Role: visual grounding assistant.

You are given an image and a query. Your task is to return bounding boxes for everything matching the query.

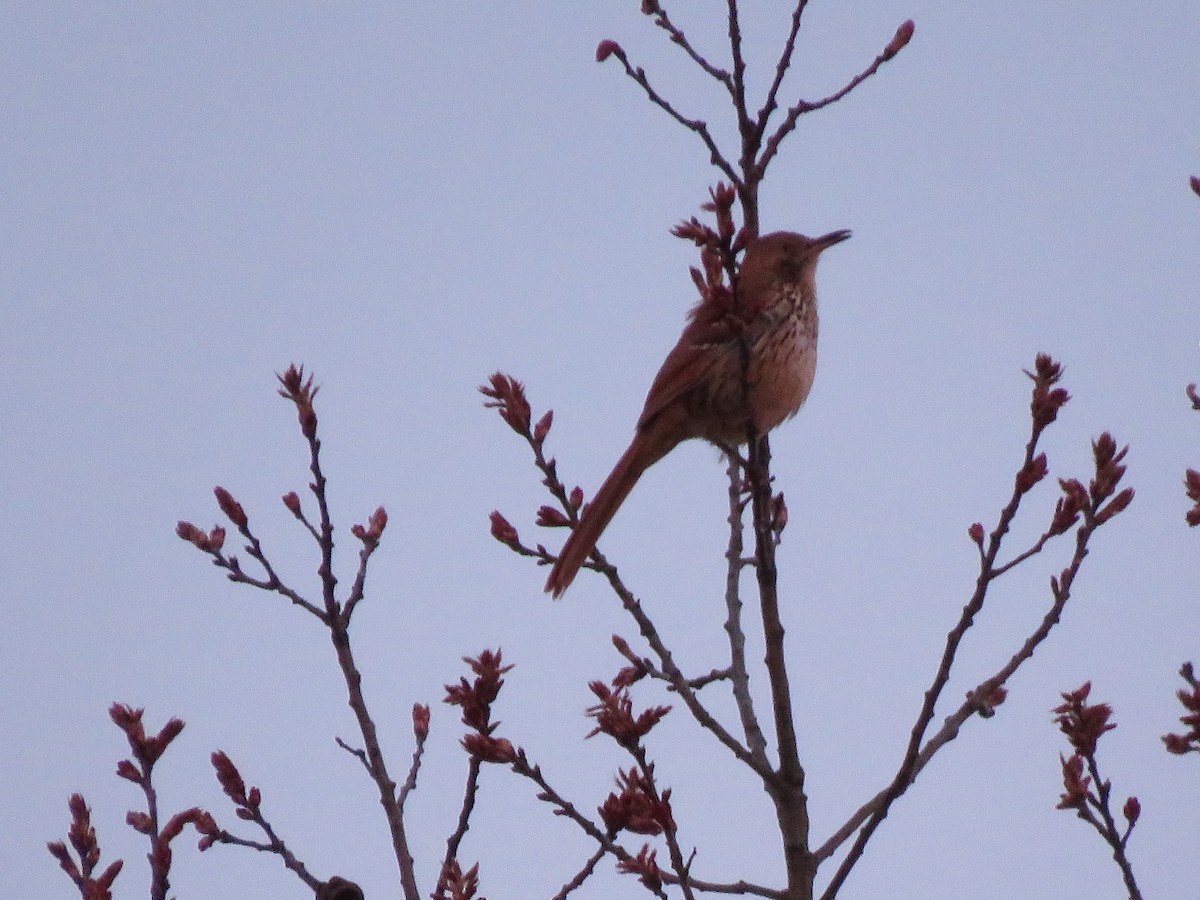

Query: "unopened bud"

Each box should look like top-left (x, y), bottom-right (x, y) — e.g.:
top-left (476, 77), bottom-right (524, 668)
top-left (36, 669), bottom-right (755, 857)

top-left (595, 39), bottom-right (624, 63)
top-left (533, 410), bottom-right (553, 446)
top-left (213, 486), bottom-right (247, 529)
top-left (882, 19), bottom-right (914, 60)
top-left (1123, 795), bottom-right (1140, 826)
top-left (489, 511), bottom-right (519, 546)
top-left (412, 703), bottom-right (431, 740)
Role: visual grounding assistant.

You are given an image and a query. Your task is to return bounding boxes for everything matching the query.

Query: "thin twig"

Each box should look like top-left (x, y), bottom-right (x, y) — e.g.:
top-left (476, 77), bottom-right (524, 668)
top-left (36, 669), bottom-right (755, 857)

top-left (551, 846), bottom-right (607, 900)
top-left (341, 537), bottom-right (379, 624)
top-left (397, 728), bottom-right (428, 815)
top-left (754, 1), bottom-right (809, 147)
top-left (594, 551), bottom-right (776, 784)
top-left (817, 420), bottom-right (1132, 896)
top-left (335, 737), bottom-right (372, 776)
top-left (815, 411), bottom-right (1051, 895)
top-left (609, 49), bottom-right (742, 188)
top-left (441, 756), bottom-right (483, 881)
top-left (757, 29), bottom-right (907, 179)
top-left (725, 0), bottom-right (752, 141)
top-left (511, 750), bottom-right (782, 899)
top-left (648, 4), bottom-right (733, 90)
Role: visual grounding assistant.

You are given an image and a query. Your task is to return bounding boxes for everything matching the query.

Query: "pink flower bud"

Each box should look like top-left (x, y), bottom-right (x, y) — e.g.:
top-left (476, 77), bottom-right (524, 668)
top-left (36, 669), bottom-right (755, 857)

top-left (882, 19), bottom-right (914, 60)
top-left (533, 410), bottom-right (553, 446)
top-left (412, 703), bottom-right (431, 740)
top-left (489, 511), bottom-right (519, 546)
top-left (596, 39), bottom-right (624, 63)
top-left (213, 486), bottom-right (247, 529)
top-left (1123, 795), bottom-right (1140, 825)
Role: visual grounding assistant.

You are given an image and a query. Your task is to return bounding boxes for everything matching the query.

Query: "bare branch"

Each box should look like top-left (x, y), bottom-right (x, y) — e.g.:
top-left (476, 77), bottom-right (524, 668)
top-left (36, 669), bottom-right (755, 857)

top-left (754, 1), bottom-right (810, 147)
top-left (597, 43), bottom-right (742, 188)
top-left (757, 20), bottom-right (914, 178)
top-left (723, 457), bottom-right (770, 765)
top-left (646, 2), bottom-right (733, 91)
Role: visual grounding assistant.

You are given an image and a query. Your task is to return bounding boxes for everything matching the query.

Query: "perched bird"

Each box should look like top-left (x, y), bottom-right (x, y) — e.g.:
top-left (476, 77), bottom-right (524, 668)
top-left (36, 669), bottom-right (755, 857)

top-left (545, 228), bottom-right (850, 597)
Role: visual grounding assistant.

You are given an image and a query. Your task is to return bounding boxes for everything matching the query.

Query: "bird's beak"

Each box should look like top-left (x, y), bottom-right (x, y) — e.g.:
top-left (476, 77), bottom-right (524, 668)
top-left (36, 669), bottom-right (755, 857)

top-left (816, 229), bottom-right (852, 249)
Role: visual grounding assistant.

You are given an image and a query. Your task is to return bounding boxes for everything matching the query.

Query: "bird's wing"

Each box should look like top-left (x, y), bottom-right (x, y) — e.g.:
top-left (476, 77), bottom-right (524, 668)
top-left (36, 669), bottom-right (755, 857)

top-left (636, 306), bottom-right (739, 430)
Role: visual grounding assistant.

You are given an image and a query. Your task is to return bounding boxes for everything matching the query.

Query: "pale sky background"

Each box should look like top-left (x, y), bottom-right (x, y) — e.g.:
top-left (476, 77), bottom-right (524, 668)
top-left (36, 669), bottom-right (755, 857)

top-left (3, 3), bottom-right (1199, 898)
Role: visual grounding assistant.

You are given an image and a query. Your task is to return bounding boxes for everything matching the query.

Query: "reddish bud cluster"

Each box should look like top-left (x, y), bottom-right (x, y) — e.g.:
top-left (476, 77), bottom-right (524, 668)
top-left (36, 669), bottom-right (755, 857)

top-left (1053, 684), bottom-right (1141, 855)
top-left (616, 845), bottom-right (663, 892)
top-left (673, 184), bottom-right (749, 325)
top-left (47, 793), bottom-right (124, 898)
top-left (488, 511), bottom-right (521, 549)
top-left (882, 19), bottom-right (915, 60)
top-left (1123, 796), bottom-right (1141, 827)
top-left (176, 520), bottom-right (226, 553)
top-left (1015, 452), bottom-right (1048, 494)
top-left (595, 39), bottom-right (625, 63)
top-left (213, 486), bottom-right (247, 529)
top-left (1051, 479), bottom-right (1089, 535)
top-left (599, 768), bottom-right (674, 836)
top-left (535, 505), bottom-right (571, 527)
top-left (586, 681), bottom-right (671, 750)
top-left (640, 0), bottom-right (661, 15)
top-left (1089, 433), bottom-right (1133, 524)
top-left (210, 751), bottom-right (260, 817)
top-left (445, 649), bottom-right (513, 739)
top-left (1056, 751), bottom-right (1091, 811)
top-left (435, 860), bottom-right (482, 900)
top-left (412, 703), bottom-right (431, 741)
top-left (771, 492), bottom-right (789, 537)
top-left (1191, 176), bottom-right (1200, 198)
top-left (1053, 682), bottom-right (1116, 757)
top-left (1163, 662), bottom-right (1200, 754)
top-left (461, 733), bottom-right (517, 764)
top-left (151, 807), bottom-right (215, 865)
top-left (480, 372), bottom-right (532, 436)
top-left (972, 684), bottom-right (1008, 718)
top-left (1188, 383), bottom-right (1200, 411)
top-left (110, 704), bottom-right (185, 771)
top-left (351, 506), bottom-right (388, 545)
top-left (276, 364), bottom-right (319, 440)
top-left (532, 409), bottom-right (553, 447)
top-left (1185, 469), bottom-right (1200, 527)
top-left (610, 635), bottom-right (650, 688)
top-left (1026, 353), bottom-right (1070, 430)
top-left (967, 522), bottom-right (986, 546)
top-left (282, 491), bottom-right (302, 516)
top-left (673, 183), bottom-right (741, 253)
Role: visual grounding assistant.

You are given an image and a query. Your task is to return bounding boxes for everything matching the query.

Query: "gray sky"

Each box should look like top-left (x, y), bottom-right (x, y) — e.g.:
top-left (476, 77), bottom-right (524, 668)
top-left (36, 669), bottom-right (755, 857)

top-left (3, 3), bottom-right (1199, 898)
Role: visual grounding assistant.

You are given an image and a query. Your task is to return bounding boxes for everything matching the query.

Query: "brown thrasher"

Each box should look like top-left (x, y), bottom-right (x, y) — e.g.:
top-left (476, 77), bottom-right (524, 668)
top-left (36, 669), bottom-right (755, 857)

top-left (545, 228), bottom-right (850, 597)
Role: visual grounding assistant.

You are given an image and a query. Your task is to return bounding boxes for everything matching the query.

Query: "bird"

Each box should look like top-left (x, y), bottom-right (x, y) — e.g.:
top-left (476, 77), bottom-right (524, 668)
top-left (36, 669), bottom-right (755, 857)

top-left (544, 228), bottom-right (851, 597)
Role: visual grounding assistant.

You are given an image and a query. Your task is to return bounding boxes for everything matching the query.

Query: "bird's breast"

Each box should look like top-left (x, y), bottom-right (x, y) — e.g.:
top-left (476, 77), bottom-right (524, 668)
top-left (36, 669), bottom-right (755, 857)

top-left (748, 310), bottom-right (818, 434)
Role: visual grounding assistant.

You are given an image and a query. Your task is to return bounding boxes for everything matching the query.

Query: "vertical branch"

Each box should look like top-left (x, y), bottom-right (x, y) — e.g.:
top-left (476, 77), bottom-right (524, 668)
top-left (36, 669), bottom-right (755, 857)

top-left (747, 434), bottom-right (811, 900)
top-left (724, 457), bottom-right (770, 764)
top-left (725, 0), bottom-right (751, 141)
top-left (274, 368), bottom-right (421, 900)
top-left (755, 2), bottom-right (810, 147)
top-left (326, 617), bottom-right (420, 900)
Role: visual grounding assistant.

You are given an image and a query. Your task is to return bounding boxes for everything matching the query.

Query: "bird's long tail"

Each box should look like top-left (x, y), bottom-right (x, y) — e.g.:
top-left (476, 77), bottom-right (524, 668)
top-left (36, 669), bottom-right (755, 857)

top-left (544, 437), bottom-right (655, 598)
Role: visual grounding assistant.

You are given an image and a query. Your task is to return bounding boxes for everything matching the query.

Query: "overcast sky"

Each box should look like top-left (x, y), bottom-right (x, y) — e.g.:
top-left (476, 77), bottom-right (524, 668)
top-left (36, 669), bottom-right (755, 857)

top-left (4, 3), bottom-right (1199, 898)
